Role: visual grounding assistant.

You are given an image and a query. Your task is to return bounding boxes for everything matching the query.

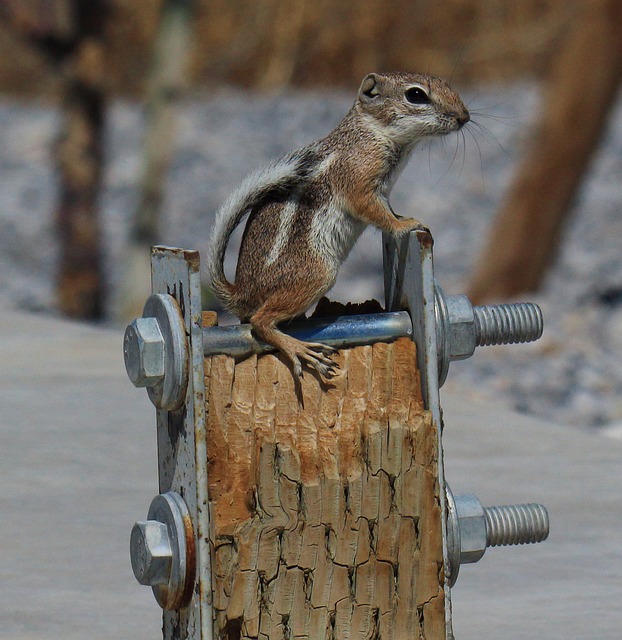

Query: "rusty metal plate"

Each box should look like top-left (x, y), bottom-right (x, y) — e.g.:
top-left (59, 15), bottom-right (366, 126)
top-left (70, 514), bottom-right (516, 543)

top-left (150, 246), bottom-right (213, 640)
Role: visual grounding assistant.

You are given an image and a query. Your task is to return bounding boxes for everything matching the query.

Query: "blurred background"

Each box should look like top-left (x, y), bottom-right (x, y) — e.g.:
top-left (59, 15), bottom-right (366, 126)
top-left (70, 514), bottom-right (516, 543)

top-left (1, 0), bottom-right (621, 429)
top-left (0, 1), bottom-right (578, 94)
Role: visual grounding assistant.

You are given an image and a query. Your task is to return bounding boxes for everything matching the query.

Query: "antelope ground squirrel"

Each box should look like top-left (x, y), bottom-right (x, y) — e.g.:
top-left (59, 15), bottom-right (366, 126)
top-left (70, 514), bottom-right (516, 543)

top-left (209, 71), bottom-right (469, 390)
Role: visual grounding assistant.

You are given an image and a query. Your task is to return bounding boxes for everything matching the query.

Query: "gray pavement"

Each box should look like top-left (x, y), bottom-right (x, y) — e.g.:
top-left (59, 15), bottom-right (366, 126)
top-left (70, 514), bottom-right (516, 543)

top-left (0, 305), bottom-right (161, 639)
top-left (442, 390), bottom-right (622, 639)
top-left (1, 303), bottom-right (621, 639)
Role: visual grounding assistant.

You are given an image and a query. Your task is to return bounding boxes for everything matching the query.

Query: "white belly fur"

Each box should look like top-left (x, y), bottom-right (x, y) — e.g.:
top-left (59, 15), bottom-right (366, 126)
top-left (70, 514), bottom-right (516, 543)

top-left (309, 202), bottom-right (367, 272)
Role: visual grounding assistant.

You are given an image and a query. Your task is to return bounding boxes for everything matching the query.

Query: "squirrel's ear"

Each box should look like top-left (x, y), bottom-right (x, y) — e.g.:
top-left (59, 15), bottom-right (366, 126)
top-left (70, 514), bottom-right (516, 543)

top-left (359, 73), bottom-right (381, 102)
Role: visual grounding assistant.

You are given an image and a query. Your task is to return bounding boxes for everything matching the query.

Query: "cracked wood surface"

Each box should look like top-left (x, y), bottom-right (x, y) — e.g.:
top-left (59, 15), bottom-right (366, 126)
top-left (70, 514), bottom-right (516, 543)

top-left (204, 337), bottom-right (445, 639)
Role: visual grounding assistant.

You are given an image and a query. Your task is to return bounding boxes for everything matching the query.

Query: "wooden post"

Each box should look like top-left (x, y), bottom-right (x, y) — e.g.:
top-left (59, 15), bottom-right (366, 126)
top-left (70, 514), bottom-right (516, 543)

top-left (204, 335), bottom-right (446, 638)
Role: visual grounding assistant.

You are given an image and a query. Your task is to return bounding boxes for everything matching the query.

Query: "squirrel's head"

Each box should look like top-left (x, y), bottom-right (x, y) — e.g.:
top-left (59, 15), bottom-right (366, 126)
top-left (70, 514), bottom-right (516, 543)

top-left (355, 72), bottom-right (469, 144)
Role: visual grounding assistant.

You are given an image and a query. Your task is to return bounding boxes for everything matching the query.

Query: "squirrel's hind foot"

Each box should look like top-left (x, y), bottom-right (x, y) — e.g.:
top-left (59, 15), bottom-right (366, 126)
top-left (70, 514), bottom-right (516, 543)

top-left (289, 340), bottom-right (338, 382)
top-left (249, 313), bottom-right (339, 400)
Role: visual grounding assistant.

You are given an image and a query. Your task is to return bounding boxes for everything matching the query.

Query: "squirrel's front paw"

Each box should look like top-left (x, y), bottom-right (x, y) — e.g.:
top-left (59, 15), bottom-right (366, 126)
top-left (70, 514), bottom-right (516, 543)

top-left (396, 217), bottom-right (429, 236)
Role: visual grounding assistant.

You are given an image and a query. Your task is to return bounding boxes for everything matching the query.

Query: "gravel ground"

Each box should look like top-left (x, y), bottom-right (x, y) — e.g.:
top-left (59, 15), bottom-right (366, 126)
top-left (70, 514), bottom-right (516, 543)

top-left (1, 83), bottom-right (621, 430)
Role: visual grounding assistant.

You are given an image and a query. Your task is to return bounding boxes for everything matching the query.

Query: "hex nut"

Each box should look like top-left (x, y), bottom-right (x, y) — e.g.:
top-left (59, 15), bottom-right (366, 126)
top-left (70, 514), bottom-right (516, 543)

top-left (455, 493), bottom-right (487, 564)
top-left (124, 317), bottom-right (165, 388)
top-left (446, 294), bottom-right (477, 361)
top-left (130, 521), bottom-right (173, 586)
top-left (130, 491), bottom-right (195, 610)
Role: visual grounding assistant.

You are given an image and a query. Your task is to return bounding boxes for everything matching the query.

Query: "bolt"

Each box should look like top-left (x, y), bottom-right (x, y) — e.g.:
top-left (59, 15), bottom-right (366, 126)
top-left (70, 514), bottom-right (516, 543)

top-left (473, 303), bottom-right (544, 347)
top-left (446, 489), bottom-right (549, 586)
top-left (130, 520), bottom-right (173, 586)
top-left (435, 284), bottom-right (544, 385)
top-left (123, 317), bottom-right (165, 388)
top-left (484, 502), bottom-right (549, 547)
top-left (130, 491), bottom-right (194, 610)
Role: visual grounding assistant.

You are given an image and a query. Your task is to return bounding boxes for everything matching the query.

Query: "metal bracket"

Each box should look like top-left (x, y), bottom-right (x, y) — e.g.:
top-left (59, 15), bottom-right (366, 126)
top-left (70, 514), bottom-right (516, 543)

top-left (382, 230), bottom-right (454, 636)
top-left (148, 246), bottom-right (213, 640)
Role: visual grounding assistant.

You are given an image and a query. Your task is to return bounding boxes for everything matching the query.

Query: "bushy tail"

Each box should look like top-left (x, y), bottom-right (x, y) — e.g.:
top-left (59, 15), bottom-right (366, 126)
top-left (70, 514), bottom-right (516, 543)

top-left (207, 153), bottom-right (307, 309)
top-left (207, 183), bottom-right (251, 309)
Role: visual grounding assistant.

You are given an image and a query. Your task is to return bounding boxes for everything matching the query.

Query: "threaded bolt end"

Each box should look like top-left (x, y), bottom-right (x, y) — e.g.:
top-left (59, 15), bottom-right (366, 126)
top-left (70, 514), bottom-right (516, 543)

top-left (484, 503), bottom-right (549, 547)
top-left (473, 303), bottom-right (543, 347)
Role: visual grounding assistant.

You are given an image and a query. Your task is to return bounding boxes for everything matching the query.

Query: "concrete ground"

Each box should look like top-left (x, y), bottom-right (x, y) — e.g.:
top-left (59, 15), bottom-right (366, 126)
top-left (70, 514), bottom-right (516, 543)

top-left (1, 303), bottom-right (621, 639)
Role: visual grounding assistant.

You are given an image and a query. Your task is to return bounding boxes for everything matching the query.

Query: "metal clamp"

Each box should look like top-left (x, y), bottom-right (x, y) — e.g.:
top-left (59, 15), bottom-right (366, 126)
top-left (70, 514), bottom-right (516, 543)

top-left (130, 491), bottom-right (195, 610)
top-left (123, 287), bottom-right (543, 398)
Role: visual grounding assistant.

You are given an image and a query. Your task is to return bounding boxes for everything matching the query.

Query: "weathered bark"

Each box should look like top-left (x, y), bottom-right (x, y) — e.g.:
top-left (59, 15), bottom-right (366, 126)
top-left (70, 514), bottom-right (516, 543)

top-left (468, 0), bottom-right (622, 303)
top-left (55, 1), bottom-right (108, 319)
top-left (204, 337), bottom-right (445, 639)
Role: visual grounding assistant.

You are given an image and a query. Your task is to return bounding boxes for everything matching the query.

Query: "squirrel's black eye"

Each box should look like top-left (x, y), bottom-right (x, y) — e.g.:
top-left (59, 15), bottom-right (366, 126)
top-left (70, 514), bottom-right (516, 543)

top-left (405, 87), bottom-right (430, 104)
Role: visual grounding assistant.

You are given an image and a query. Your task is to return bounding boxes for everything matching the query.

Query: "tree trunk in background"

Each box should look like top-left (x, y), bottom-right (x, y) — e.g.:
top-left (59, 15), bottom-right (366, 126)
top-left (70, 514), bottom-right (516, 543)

top-left (114, 0), bottom-right (198, 322)
top-left (56, 1), bottom-right (108, 319)
top-left (468, 0), bottom-right (622, 303)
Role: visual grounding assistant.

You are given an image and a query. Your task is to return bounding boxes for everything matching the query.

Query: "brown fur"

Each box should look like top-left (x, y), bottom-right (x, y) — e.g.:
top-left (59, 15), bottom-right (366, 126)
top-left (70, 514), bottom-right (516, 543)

top-left (209, 72), bottom-right (469, 396)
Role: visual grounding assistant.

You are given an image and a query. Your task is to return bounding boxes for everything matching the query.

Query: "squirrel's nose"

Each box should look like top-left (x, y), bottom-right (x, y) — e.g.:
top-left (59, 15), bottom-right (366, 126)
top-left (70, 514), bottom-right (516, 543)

top-left (456, 110), bottom-right (470, 127)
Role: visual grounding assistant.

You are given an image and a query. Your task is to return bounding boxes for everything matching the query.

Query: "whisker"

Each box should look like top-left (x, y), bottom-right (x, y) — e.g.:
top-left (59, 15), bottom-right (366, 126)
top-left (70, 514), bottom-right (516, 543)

top-left (427, 138), bottom-right (433, 177)
top-left (469, 110), bottom-right (517, 126)
top-left (464, 124), bottom-right (485, 181)
top-left (469, 119), bottom-right (508, 154)
top-left (453, 129), bottom-right (465, 178)
top-left (455, 129), bottom-right (465, 178)
top-left (466, 90), bottom-right (482, 108)
top-left (469, 108), bottom-right (515, 119)
top-left (432, 134), bottom-right (460, 184)
top-left (469, 93), bottom-right (517, 112)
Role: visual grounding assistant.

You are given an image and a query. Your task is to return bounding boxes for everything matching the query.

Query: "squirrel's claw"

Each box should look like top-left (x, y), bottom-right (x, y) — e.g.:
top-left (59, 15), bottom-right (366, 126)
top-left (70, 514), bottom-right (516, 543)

top-left (295, 341), bottom-right (339, 382)
top-left (303, 341), bottom-right (337, 356)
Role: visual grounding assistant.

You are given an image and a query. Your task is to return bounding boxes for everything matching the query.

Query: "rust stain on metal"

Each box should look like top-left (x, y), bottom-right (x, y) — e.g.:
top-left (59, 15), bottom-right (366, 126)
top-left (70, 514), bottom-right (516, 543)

top-left (417, 229), bottom-right (434, 250)
top-left (151, 244), bottom-right (213, 638)
top-left (181, 509), bottom-right (197, 608)
top-left (185, 251), bottom-right (201, 273)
